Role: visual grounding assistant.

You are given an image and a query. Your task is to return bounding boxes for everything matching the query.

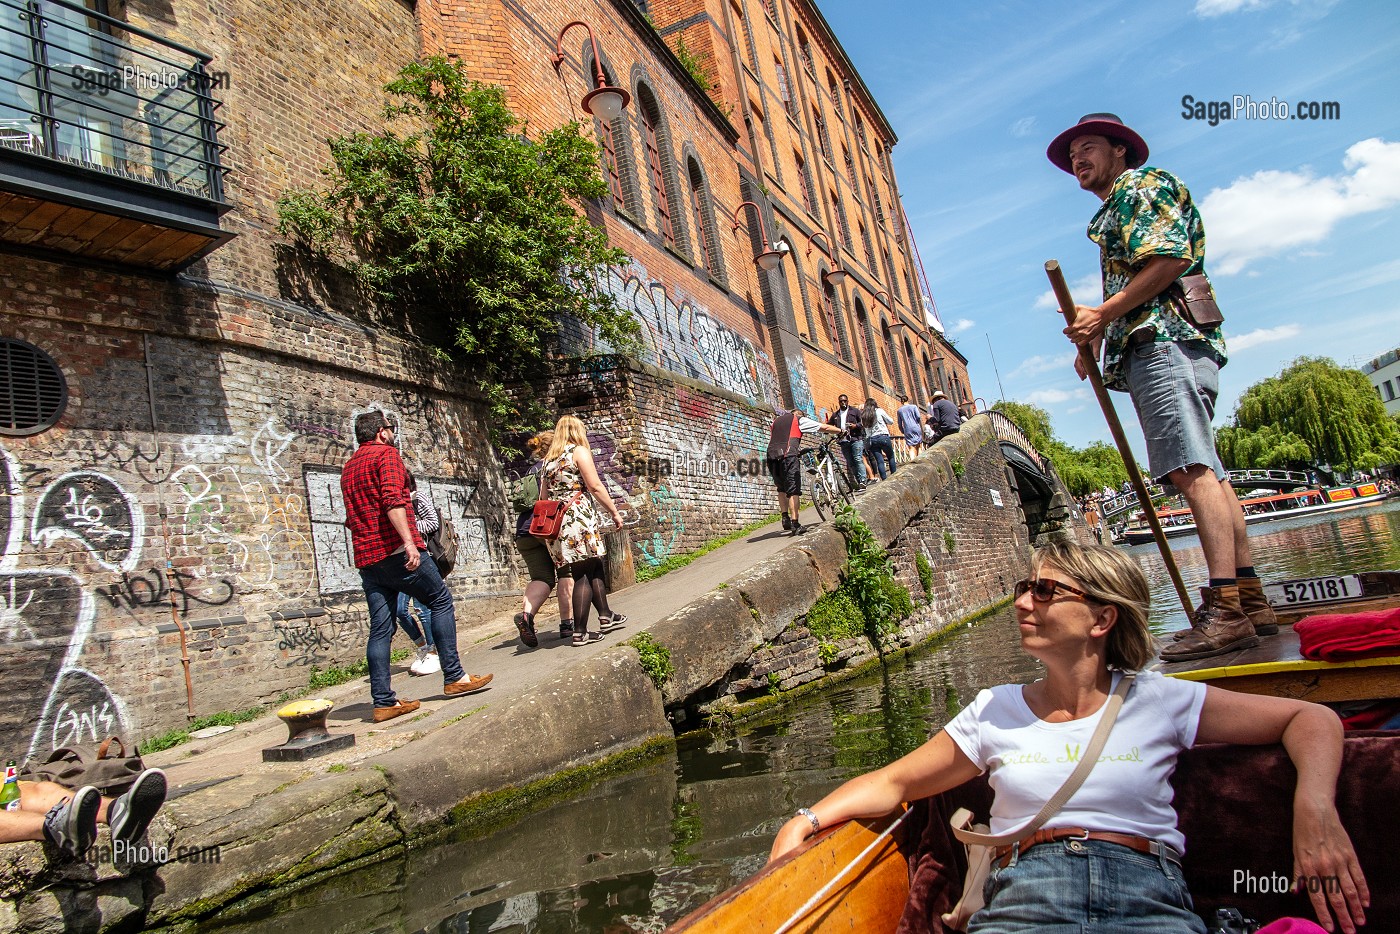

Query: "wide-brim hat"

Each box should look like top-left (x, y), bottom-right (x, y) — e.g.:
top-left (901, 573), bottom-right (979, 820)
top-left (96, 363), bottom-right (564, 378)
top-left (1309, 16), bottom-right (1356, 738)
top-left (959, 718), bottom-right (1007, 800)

top-left (932, 390), bottom-right (947, 399)
top-left (1047, 113), bottom-right (1148, 174)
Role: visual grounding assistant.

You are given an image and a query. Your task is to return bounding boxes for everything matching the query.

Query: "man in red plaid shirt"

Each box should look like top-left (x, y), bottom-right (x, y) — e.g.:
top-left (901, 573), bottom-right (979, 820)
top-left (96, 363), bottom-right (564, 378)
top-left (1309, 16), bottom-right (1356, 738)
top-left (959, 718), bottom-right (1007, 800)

top-left (341, 411), bottom-right (493, 721)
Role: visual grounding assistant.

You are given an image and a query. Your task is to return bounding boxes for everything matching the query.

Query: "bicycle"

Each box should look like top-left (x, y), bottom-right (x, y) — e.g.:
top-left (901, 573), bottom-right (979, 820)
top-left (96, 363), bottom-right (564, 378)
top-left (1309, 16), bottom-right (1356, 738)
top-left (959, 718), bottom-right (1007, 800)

top-left (801, 437), bottom-right (855, 520)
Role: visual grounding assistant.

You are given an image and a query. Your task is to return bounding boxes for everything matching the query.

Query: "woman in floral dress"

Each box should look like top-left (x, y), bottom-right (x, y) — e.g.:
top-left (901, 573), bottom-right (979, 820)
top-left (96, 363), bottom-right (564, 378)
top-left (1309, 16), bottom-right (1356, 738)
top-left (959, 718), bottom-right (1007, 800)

top-left (540, 416), bottom-right (627, 645)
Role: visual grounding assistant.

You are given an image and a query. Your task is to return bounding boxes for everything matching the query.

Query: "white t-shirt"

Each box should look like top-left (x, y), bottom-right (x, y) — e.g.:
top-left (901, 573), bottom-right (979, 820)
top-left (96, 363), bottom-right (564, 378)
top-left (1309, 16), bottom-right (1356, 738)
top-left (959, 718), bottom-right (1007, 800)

top-left (943, 669), bottom-right (1206, 854)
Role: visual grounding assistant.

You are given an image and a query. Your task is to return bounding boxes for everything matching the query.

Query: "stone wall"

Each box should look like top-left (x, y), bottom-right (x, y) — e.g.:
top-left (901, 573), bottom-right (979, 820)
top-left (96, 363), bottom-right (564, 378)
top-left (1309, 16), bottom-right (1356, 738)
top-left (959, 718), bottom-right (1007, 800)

top-left (650, 418), bottom-right (1045, 723)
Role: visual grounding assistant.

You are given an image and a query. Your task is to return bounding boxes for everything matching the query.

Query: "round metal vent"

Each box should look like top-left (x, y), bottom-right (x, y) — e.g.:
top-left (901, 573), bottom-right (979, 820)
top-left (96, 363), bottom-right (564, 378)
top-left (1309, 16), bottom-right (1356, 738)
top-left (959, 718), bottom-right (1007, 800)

top-left (0, 338), bottom-right (68, 436)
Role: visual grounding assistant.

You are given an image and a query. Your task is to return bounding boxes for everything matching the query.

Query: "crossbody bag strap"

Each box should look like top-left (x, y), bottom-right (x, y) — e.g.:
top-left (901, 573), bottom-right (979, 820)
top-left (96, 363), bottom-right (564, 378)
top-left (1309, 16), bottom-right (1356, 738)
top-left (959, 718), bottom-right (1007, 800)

top-left (953, 672), bottom-right (1136, 846)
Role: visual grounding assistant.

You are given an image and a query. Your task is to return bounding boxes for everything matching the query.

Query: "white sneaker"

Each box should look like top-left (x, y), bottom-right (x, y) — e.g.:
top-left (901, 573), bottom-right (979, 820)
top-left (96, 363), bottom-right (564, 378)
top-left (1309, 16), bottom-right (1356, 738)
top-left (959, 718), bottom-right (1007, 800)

top-left (409, 645), bottom-right (440, 676)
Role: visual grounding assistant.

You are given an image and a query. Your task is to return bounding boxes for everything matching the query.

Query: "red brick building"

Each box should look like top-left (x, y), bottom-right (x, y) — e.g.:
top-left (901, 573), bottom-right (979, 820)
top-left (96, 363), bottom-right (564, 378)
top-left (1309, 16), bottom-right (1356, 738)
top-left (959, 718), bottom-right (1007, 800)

top-left (0, 0), bottom-right (972, 750)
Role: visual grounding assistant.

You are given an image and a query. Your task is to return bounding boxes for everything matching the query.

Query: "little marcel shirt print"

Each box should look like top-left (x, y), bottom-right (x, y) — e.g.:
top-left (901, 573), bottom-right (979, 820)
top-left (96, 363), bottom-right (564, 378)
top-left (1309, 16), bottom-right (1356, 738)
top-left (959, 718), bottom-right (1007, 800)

top-left (943, 669), bottom-right (1207, 854)
top-left (1088, 167), bottom-right (1228, 392)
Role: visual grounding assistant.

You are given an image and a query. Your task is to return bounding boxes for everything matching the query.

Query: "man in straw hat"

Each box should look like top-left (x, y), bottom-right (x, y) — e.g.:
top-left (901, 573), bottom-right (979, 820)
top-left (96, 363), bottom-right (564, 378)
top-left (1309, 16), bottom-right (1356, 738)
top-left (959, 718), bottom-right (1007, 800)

top-left (1047, 113), bottom-right (1277, 662)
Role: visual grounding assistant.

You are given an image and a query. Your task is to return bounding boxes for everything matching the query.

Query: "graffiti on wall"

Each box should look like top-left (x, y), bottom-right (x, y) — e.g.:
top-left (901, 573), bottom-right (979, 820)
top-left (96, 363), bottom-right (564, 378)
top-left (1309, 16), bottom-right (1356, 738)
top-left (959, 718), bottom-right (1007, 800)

top-left (304, 467), bottom-right (491, 597)
top-left (595, 264), bottom-right (784, 410)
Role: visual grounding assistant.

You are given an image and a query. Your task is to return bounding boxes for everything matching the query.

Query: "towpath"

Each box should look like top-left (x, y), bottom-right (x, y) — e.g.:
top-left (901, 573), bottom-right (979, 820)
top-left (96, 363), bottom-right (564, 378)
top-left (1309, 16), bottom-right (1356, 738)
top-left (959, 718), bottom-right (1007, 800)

top-left (142, 503), bottom-right (834, 790)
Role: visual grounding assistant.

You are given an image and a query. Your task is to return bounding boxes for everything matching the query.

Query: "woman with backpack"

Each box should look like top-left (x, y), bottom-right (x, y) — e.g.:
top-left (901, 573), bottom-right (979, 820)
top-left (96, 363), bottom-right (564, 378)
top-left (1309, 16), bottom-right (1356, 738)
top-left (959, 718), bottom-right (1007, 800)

top-left (510, 431), bottom-right (574, 648)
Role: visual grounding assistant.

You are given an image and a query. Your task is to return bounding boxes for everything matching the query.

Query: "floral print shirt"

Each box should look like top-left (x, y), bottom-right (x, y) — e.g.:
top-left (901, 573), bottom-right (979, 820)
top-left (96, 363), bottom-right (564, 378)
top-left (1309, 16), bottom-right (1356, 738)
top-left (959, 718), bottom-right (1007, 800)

top-left (1087, 167), bottom-right (1228, 391)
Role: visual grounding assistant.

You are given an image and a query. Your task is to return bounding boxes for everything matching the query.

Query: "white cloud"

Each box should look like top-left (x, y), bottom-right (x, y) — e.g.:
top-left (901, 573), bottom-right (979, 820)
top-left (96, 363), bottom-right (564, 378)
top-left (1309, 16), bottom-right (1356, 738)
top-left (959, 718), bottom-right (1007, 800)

top-left (1025, 387), bottom-right (1091, 406)
top-left (1204, 138), bottom-right (1400, 276)
top-left (1010, 350), bottom-right (1078, 379)
top-left (951, 318), bottom-right (976, 334)
top-left (1033, 273), bottom-right (1103, 311)
top-left (1010, 116), bottom-right (1037, 138)
top-left (1194, 0), bottom-right (1274, 15)
top-left (1226, 323), bottom-right (1303, 351)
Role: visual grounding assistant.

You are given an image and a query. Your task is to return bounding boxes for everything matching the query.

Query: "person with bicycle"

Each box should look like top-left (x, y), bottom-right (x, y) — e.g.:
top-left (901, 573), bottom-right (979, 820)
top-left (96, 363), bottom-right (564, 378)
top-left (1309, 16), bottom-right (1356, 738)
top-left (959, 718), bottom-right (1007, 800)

top-left (766, 407), bottom-right (842, 535)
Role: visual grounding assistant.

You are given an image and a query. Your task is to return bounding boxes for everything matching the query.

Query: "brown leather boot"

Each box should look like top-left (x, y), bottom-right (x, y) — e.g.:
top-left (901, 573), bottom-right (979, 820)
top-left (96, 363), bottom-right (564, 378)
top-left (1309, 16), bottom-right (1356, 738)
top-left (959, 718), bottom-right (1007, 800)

top-left (1161, 585), bottom-right (1259, 662)
top-left (1237, 576), bottom-right (1280, 635)
top-left (1169, 587), bottom-right (1214, 641)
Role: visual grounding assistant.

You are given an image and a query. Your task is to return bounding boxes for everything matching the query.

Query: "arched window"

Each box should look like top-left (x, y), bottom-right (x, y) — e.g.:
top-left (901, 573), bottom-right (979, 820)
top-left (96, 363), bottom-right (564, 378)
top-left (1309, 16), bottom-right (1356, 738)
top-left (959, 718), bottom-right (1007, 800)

top-left (812, 105), bottom-right (832, 161)
top-left (587, 60), bottom-right (640, 218)
top-left (796, 27), bottom-right (814, 74)
top-left (832, 190), bottom-right (850, 248)
top-left (881, 319), bottom-right (903, 393)
top-left (860, 221), bottom-right (875, 270)
top-left (687, 158), bottom-right (724, 283)
top-left (821, 276), bottom-right (850, 362)
top-left (856, 299), bottom-right (880, 383)
top-left (637, 84), bottom-right (682, 250)
top-left (794, 150), bottom-right (814, 215)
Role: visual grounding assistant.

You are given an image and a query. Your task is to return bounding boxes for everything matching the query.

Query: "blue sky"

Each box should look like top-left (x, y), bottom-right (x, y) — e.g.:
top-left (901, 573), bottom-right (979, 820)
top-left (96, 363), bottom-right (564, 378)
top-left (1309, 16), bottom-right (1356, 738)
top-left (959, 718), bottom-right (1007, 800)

top-left (822, 0), bottom-right (1400, 457)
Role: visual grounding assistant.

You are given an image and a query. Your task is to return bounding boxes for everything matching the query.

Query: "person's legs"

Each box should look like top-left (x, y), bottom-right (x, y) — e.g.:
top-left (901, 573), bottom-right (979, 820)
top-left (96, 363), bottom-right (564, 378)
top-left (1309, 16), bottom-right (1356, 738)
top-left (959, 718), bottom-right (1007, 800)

top-left (395, 591), bottom-right (424, 644)
top-left (1169, 464), bottom-right (1238, 581)
top-left (522, 579), bottom-right (552, 616)
top-left (850, 438), bottom-right (866, 485)
top-left (556, 575), bottom-right (574, 633)
top-left (358, 564), bottom-right (401, 708)
top-left (388, 553), bottom-right (469, 686)
top-left (569, 561), bottom-right (595, 636)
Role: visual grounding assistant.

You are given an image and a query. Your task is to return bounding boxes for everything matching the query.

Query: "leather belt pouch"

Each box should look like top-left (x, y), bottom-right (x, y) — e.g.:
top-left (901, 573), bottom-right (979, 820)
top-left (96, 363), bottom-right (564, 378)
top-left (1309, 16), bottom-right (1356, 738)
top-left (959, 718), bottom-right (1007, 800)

top-left (1170, 273), bottom-right (1223, 328)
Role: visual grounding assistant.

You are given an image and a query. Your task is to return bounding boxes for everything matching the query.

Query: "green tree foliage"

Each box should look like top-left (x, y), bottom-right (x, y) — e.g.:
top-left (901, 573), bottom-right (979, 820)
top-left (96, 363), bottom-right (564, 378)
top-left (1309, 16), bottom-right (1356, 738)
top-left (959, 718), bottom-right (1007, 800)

top-left (992, 401), bottom-right (1131, 496)
top-left (276, 57), bottom-right (639, 423)
top-left (1220, 357), bottom-right (1400, 472)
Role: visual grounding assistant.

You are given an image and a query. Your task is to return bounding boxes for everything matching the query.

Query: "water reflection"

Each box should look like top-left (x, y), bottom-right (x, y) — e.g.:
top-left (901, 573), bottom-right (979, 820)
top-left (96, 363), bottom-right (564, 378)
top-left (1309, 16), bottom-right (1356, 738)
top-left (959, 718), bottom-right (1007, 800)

top-left (203, 502), bottom-right (1400, 933)
top-left (1130, 499), bottom-right (1400, 632)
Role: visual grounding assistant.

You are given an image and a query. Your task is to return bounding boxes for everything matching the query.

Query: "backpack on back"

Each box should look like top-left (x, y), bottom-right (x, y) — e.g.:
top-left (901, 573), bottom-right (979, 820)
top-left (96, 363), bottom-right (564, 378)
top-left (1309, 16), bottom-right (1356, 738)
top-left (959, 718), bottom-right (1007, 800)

top-left (507, 470), bottom-right (541, 514)
top-left (426, 511), bottom-right (459, 577)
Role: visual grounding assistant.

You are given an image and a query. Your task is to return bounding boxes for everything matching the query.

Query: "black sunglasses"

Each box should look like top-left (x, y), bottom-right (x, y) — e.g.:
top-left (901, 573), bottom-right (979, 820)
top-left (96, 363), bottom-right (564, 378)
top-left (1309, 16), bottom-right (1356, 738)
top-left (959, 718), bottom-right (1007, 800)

top-left (1014, 578), bottom-right (1094, 603)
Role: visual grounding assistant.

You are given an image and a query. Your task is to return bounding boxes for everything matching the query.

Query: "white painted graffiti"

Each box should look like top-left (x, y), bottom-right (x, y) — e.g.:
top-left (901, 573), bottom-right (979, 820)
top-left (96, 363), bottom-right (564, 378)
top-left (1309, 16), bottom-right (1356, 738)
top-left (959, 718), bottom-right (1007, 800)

top-left (597, 264), bottom-right (783, 409)
top-left (30, 471), bottom-right (144, 572)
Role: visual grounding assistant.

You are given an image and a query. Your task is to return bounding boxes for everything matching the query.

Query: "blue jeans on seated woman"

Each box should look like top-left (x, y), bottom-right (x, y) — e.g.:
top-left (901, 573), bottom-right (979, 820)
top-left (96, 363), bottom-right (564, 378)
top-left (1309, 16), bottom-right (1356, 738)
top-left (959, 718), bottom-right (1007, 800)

top-left (359, 550), bottom-right (463, 707)
top-left (970, 838), bottom-right (1206, 933)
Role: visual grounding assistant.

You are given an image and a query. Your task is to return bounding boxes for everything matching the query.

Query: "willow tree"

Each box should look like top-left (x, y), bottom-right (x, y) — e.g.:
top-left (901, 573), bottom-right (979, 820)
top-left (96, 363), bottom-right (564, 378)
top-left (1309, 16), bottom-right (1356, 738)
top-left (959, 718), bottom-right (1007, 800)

top-left (276, 57), bottom-right (638, 424)
top-left (1221, 357), bottom-right (1400, 472)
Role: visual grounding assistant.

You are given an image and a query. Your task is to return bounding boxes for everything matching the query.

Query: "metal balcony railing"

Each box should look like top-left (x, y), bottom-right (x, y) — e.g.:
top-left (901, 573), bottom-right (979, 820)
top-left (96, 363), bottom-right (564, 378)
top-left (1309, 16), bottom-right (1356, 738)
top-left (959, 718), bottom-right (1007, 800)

top-left (0, 0), bottom-right (227, 202)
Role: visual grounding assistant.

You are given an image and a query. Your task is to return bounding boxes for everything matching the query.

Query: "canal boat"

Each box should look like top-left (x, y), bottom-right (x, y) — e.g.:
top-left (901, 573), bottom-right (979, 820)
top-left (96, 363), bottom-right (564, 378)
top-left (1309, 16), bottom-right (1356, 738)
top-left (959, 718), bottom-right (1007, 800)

top-left (666, 570), bottom-right (1400, 934)
top-left (1120, 482), bottom-right (1388, 545)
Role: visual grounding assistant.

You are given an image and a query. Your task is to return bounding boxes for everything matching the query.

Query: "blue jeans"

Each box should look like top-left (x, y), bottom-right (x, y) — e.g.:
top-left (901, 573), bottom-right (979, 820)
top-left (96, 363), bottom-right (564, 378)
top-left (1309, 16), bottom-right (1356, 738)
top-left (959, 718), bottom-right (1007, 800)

top-left (866, 434), bottom-right (896, 479)
top-left (971, 839), bottom-right (1205, 933)
top-left (396, 558), bottom-right (435, 650)
top-left (359, 550), bottom-right (464, 706)
top-left (840, 438), bottom-right (867, 485)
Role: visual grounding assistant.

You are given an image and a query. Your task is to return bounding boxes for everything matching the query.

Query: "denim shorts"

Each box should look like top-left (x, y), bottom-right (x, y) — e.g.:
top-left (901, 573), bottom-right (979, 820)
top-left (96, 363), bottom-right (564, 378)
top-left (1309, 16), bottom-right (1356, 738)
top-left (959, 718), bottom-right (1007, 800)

top-left (969, 838), bottom-right (1206, 932)
top-left (1124, 338), bottom-right (1226, 488)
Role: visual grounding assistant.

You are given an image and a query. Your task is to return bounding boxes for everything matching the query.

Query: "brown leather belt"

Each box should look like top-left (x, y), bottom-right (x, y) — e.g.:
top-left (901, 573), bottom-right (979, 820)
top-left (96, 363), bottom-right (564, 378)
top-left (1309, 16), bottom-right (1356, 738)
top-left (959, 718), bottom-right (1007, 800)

top-left (994, 827), bottom-right (1180, 868)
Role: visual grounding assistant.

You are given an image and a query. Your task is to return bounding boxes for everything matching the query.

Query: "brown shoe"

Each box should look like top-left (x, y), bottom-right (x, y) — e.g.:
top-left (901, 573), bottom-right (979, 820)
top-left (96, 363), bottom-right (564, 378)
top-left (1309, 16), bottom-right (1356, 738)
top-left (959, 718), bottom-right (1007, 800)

top-left (1169, 587), bottom-right (1216, 641)
top-left (444, 673), bottom-right (493, 696)
top-left (372, 699), bottom-right (420, 722)
top-left (1161, 586), bottom-right (1259, 662)
top-left (1237, 576), bottom-right (1280, 635)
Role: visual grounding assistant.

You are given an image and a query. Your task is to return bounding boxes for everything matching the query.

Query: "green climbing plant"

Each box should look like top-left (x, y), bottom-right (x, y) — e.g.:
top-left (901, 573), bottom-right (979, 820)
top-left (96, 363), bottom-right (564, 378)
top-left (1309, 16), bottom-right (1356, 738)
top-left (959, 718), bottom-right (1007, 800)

top-left (832, 504), bottom-right (913, 648)
top-left (276, 57), bottom-right (639, 435)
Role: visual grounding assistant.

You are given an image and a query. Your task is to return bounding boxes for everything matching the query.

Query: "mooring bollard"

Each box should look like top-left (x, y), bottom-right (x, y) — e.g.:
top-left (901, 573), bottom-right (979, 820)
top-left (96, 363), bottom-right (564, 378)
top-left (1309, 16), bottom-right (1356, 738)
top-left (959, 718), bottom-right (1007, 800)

top-left (262, 697), bottom-right (355, 762)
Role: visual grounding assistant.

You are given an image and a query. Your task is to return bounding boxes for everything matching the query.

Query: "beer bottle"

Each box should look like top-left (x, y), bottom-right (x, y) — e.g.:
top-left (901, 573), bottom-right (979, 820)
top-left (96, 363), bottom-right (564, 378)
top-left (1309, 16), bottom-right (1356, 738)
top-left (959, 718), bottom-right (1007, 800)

top-left (1, 759), bottom-right (19, 811)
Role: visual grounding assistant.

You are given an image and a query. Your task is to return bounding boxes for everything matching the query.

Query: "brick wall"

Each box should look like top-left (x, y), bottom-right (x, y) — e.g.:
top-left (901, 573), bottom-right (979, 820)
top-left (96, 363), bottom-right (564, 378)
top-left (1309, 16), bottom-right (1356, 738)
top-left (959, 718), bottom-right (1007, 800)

top-left (689, 429), bottom-right (1040, 714)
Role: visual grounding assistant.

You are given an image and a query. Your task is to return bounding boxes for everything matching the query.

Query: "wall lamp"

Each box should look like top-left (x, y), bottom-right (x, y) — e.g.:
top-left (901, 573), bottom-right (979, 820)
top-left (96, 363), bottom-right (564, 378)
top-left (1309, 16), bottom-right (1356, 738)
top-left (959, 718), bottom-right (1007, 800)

top-left (551, 21), bottom-right (631, 122)
top-left (731, 201), bottom-right (788, 271)
top-left (805, 230), bottom-right (847, 286)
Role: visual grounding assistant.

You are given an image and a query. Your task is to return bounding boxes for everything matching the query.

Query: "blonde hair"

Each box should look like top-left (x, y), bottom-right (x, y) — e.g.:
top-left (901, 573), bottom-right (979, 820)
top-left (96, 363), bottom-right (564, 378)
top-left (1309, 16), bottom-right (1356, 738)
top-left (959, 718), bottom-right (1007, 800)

top-left (1030, 541), bottom-right (1157, 671)
top-left (525, 430), bottom-right (553, 460)
top-left (544, 415), bottom-right (589, 463)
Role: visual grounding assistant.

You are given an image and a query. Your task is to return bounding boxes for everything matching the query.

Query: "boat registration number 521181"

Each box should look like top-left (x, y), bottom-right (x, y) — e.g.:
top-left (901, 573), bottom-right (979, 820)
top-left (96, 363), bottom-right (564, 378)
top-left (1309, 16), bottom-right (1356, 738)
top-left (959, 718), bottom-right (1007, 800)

top-left (1266, 575), bottom-right (1362, 606)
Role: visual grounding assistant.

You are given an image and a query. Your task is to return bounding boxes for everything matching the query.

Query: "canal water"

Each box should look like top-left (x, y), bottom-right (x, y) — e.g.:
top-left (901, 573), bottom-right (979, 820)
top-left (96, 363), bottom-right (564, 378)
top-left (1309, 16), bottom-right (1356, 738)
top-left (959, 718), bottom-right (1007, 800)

top-left (203, 499), bottom-right (1400, 933)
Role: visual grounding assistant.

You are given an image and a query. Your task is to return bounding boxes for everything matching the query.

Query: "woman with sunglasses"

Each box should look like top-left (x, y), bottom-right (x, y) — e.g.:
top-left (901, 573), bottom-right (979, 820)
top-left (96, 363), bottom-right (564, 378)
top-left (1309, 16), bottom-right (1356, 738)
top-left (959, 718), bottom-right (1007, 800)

top-left (770, 542), bottom-right (1368, 933)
